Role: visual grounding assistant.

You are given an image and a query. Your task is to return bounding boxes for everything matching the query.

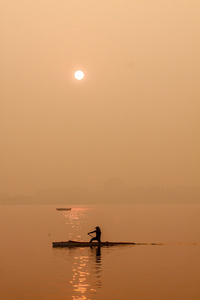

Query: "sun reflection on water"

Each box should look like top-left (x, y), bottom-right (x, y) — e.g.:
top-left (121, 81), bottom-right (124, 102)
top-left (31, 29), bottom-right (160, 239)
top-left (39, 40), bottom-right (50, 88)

top-left (55, 206), bottom-right (102, 299)
top-left (61, 207), bottom-right (91, 241)
top-left (69, 247), bottom-right (102, 300)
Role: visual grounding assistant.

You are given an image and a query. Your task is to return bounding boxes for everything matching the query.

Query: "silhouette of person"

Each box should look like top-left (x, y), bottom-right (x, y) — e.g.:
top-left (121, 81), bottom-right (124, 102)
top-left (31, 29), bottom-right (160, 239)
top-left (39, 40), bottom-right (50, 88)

top-left (88, 226), bottom-right (101, 243)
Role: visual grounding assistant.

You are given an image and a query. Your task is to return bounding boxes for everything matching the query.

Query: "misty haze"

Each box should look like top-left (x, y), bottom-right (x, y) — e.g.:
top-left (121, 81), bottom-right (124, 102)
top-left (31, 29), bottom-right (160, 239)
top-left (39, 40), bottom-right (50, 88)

top-left (1, 2), bottom-right (200, 206)
top-left (1, 2), bottom-right (200, 300)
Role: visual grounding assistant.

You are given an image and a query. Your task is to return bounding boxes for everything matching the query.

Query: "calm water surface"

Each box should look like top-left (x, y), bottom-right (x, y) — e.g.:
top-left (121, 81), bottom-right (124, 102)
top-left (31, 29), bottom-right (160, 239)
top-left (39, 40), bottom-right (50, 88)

top-left (0, 204), bottom-right (199, 300)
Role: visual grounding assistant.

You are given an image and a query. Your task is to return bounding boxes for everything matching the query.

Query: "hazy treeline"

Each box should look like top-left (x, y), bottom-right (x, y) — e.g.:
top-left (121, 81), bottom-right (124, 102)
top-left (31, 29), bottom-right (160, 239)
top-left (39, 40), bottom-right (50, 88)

top-left (0, 185), bottom-right (199, 205)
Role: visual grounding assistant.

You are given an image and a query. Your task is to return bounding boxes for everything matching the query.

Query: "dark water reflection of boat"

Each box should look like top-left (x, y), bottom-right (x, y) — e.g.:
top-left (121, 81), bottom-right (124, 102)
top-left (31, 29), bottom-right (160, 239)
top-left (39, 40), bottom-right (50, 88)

top-left (90, 246), bottom-right (102, 289)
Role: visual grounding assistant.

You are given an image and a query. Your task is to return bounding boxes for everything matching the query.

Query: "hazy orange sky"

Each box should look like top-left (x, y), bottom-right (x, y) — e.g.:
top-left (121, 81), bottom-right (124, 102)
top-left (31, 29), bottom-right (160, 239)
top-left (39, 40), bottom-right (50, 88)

top-left (1, 1), bottom-right (200, 196)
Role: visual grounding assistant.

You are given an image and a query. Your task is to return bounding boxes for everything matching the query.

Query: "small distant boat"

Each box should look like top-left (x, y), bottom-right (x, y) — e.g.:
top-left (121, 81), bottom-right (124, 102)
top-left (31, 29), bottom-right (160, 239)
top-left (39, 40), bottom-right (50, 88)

top-left (56, 208), bottom-right (71, 211)
top-left (52, 240), bottom-right (135, 247)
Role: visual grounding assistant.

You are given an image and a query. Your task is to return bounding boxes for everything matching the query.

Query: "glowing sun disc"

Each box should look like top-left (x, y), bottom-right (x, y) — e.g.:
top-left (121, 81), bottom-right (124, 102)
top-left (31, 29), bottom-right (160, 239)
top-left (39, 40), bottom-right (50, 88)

top-left (74, 70), bottom-right (84, 80)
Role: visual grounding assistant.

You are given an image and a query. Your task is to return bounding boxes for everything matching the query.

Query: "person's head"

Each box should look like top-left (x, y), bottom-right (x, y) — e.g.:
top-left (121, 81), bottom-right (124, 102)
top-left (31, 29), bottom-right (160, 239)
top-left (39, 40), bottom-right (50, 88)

top-left (96, 226), bottom-right (100, 230)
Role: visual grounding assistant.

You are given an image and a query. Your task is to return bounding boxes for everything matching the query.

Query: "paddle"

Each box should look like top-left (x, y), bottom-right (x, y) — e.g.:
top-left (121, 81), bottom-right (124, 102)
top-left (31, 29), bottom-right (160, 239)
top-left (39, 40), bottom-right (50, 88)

top-left (88, 233), bottom-right (94, 238)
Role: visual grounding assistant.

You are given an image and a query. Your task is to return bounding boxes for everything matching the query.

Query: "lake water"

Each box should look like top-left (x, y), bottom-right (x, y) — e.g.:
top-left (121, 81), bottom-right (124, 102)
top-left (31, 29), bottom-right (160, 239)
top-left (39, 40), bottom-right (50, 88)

top-left (0, 204), bottom-right (199, 300)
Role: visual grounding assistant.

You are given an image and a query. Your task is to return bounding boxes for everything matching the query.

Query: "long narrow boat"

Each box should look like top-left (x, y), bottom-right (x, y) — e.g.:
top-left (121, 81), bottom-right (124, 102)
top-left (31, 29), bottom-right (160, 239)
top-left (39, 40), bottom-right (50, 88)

top-left (56, 208), bottom-right (71, 211)
top-left (52, 240), bottom-right (136, 247)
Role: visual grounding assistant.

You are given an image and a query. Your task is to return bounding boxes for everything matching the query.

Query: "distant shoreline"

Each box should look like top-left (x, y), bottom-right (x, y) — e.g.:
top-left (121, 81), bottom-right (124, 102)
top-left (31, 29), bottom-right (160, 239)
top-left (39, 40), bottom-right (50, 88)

top-left (1, 186), bottom-right (199, 205)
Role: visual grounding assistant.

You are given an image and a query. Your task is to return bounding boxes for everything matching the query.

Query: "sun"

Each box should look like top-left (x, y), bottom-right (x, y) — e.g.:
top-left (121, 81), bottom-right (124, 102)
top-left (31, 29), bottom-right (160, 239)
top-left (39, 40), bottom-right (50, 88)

top-left (74, 70), bottom-right (84, 80)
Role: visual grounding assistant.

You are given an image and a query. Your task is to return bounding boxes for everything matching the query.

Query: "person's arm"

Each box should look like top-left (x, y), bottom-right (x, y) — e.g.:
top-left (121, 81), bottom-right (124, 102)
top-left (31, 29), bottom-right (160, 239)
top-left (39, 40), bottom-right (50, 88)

top-left (88, 230), bottom-right (96, 234)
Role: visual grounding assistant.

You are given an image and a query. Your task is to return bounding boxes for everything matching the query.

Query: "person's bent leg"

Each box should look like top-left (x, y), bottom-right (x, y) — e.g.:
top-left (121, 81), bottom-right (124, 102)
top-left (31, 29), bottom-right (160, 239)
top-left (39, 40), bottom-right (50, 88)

top-left (90, 237), bottom-right (97, 243)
